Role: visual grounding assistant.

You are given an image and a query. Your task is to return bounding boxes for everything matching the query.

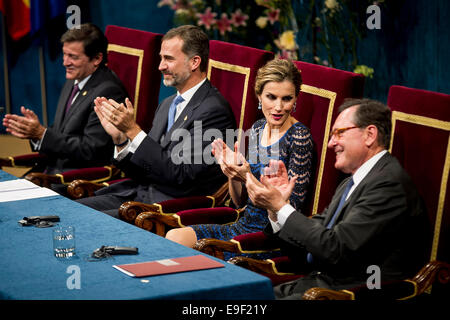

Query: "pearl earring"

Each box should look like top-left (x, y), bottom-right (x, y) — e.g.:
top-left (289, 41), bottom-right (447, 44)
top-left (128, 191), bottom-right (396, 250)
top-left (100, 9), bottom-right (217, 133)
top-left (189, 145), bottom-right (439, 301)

top-left (258, 101), bottom-right (262, 110)
top-left (292, 103), bottom-right (297, 113)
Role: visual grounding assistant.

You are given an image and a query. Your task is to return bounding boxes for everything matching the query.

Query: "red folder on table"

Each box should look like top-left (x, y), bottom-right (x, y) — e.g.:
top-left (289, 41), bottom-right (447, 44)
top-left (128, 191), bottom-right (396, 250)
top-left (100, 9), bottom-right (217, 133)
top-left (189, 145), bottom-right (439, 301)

top-left (113, 255), bottom-right (224, 277)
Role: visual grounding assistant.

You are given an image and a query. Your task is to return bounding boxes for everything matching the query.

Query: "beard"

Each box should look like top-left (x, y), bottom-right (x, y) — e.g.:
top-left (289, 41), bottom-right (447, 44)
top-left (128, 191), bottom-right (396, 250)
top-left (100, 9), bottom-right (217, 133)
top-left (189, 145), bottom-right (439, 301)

top-left (162, 68), bottom-right (191, 88)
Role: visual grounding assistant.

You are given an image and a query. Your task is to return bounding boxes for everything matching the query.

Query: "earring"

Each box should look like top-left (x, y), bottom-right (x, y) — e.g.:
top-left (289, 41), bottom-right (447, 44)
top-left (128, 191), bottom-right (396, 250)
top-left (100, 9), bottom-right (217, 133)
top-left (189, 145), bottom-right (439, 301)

top-left (292, 103), bottom-right (297, 113)
top-left (258, 101), bottom-right (262, 110)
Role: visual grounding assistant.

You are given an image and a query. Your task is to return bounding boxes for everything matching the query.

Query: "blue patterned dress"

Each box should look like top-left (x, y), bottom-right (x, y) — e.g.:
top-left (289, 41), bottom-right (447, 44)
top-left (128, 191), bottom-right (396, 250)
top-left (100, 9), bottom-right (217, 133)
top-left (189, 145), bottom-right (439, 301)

top-left (192, 118), bottom-right (313, 260)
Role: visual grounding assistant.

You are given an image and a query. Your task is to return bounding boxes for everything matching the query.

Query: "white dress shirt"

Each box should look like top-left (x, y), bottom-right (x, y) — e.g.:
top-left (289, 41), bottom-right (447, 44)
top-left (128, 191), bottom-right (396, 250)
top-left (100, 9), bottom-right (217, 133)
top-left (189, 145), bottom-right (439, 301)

top-left (270, 150), bottom-right (388, 232)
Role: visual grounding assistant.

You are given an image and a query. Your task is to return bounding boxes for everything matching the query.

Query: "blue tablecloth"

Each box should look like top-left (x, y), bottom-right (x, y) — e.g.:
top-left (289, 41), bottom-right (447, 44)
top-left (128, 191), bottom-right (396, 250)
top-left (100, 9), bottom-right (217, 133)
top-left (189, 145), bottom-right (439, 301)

top-left (0, 171), bottom-right (274, 300)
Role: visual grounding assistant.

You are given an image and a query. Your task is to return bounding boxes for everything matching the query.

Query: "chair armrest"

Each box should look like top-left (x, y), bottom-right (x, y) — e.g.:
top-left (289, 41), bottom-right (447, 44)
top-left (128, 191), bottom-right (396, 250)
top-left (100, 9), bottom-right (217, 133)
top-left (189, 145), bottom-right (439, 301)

top-left (228, 256), bottom-right (284, 275)
top-left (193, 238), bottom-right (242, 260)
top-left (67, 177), bottom-right (128, 199)
top-left (25, 166), bottom-right (121, 189)
top-left (135, 211), bottom-right (183, 236)
top-left (25, 172), bottom-right (65, 188)
top-left (302, 287), bottom-right (354, 300)
top-left (134, 207), bottom-right (240, 237)
top-left (0, 153), bottom-right (47, 168)
top-left (118, 201), bottom-right (164, 224)
top-left (229, 255), bottom-right (305, 286)
top-left (133, 206), bottom-right (240, 236)
top-left (67, 180), bottom-right (107, 199)
top-left (193, 231), bottom-right (279, 259)
top-left (117, 199), bottom-right (220, 225)
top-left (411, 260), bottom-right (450, 294)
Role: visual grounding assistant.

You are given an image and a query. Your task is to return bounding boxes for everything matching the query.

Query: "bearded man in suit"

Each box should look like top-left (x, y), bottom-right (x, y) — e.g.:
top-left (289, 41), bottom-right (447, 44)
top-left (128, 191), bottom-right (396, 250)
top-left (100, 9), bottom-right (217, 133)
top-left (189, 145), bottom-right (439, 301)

top-left (3, 23), bottom-right (127, 178)
top-left (77, 25), bottom-right (236, 218)
top-left (246, 98), bottom-right (430, 299)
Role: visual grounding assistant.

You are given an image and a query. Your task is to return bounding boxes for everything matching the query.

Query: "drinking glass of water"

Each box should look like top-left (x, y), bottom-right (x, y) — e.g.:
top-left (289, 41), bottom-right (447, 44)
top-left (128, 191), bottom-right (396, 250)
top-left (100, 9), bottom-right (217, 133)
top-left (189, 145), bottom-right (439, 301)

top-left (53, 226), bottom-right (76, 259)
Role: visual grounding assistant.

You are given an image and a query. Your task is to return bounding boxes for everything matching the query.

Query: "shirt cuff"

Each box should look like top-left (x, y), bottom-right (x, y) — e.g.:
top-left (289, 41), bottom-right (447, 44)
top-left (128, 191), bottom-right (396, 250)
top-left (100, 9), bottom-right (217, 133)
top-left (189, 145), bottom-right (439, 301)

top-left (114, 130), bottom-right (146, 160)
top-left (30, 128), bottom-right (47, 151)
top-left (269, 203), bottom-right (296, 233)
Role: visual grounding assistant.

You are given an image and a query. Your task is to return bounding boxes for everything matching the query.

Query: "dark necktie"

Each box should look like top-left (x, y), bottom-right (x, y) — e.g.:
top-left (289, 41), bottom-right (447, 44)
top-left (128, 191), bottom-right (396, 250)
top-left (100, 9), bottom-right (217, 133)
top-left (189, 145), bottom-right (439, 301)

top-left (307, 177), bottom-right (354, 263)
top-left (326, 177), bottom-right (354, 228)
top-left (167, 95), bottom-right (184, 132)
top-left (65, 83), bottom-right (80, 114)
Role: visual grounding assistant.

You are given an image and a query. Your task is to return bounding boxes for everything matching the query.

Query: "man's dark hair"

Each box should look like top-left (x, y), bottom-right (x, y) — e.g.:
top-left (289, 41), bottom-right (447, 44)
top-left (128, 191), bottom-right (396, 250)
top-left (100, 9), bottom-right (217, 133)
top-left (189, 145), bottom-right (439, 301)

top-left (61, 23), bottom-right (108, 66)
top-left (162, 25), bottom-right (209, 73)
top-left (339, 98), bottom-right (392, 149)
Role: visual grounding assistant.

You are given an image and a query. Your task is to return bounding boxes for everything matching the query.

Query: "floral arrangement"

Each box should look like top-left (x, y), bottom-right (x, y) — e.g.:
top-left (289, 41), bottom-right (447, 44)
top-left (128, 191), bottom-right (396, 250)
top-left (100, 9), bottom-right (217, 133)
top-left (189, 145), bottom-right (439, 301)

top-left (157, 0), bottom-right (386, 78)
top-left (157, 0), bottom-right (299, 59)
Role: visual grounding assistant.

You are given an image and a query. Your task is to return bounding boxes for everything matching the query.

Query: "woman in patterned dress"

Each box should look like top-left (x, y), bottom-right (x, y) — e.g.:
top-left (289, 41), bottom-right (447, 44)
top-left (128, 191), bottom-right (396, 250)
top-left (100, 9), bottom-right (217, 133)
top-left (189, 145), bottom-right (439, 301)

top-left (166, 59), bottom-right (314, 259)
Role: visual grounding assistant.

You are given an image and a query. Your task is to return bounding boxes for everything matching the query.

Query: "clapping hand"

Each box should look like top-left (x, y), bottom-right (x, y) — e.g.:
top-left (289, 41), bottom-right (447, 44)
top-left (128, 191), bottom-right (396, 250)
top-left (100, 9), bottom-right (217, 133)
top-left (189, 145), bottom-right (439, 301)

top-left (94, 97), bottom-right (125, 144)
top-left (3, 106), bottom-right (45, 140)
top-left (94, 97), bottom-right (142, 145)
top-left (211, 138), bottom-right (250, 183)
top-left (246, 160), bottom-right (297, 215)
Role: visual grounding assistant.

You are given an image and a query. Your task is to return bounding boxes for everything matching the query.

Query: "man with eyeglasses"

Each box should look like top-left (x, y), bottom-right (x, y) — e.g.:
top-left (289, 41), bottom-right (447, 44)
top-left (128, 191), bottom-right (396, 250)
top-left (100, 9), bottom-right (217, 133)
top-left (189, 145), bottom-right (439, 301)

top-left (245, 98), bottom-right (430, 299)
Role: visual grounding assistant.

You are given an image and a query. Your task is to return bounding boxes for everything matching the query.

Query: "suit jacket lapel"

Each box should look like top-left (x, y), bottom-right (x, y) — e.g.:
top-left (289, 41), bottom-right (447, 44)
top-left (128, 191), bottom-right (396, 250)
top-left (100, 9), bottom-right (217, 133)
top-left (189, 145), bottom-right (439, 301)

top-left (53, 80), bottom-right (74, 129)
top-left (160, 80), bottom-right (211, 148)
top-left (148, 95), bottom-right (174, 142)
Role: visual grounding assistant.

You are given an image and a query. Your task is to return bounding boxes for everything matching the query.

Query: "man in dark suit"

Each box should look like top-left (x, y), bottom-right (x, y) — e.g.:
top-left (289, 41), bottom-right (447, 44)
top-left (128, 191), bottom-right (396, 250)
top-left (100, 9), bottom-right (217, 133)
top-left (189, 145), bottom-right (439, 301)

top-left (3, 23), bottom-right (127, 177)
top-left (246, 98), bottom-right (429, 299)
top-left (77, 25), bottom-right (236, 217)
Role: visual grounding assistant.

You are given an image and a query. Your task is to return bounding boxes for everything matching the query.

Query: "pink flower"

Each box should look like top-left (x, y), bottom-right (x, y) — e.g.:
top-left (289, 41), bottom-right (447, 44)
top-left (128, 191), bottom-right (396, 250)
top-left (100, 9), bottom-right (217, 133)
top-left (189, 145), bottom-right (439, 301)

top-left (216, 13), bottom-right (232, 35)
top-left (267, 8), bottom-right (280, 25)
top-left (196, 7), bottom-right (217, 30)
top-left (231, 9), bottom-right (249, 27)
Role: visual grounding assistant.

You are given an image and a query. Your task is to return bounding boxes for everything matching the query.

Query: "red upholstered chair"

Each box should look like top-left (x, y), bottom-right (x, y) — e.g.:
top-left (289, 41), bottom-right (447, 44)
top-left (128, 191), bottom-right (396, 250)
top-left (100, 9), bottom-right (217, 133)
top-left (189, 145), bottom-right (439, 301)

top-left (119, 41), bottom-right (274, 226)
top-left (1, 26), bottom-right (163, 192)
top-left (208, 40), bottom-right (274, 133)
top-left (301, 85), bottom-right (450, 300)
top-left (104, 25), bottom-right (162, 133)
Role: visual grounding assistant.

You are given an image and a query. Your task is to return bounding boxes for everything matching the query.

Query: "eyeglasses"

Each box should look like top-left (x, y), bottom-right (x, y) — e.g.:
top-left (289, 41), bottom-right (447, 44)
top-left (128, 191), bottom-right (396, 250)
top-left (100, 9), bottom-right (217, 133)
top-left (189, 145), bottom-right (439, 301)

top-left (329, 126), bottom-right (359, 140)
